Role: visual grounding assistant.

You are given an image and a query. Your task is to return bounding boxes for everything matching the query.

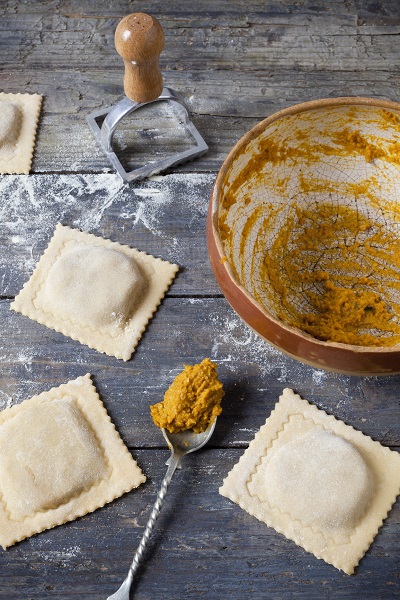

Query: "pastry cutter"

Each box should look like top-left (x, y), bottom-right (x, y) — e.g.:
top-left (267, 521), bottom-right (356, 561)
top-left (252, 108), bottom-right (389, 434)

top-left (87, 13), bottom-right (208, 183)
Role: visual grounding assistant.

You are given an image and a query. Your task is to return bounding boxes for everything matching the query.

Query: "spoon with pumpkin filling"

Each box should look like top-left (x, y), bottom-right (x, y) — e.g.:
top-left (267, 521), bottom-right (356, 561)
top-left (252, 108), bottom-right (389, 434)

top-left (107, 358), bottom-right (224, 600)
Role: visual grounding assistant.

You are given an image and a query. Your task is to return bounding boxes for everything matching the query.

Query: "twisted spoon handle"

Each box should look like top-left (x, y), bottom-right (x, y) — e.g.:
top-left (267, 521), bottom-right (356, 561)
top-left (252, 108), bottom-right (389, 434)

top-left (130, 453), bottom-right (181, 577)
top-left (107, 453), bottom-right (181, 600)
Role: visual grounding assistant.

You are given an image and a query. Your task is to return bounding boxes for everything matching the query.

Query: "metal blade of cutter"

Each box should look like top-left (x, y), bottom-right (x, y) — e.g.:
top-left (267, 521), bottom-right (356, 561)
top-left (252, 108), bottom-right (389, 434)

top-left (87, 87), bottom-right (208, 183)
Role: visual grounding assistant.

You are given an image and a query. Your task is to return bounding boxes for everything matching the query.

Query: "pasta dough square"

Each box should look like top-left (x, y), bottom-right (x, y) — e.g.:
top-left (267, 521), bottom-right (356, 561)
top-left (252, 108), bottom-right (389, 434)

top-left (11, 224), bottom-right (179, 360)
top-left (219, 388), bottom-right (400, 575)
top-left (0, 92), bottom-right (42, 174)
top-left (0, 374), bottom-right (145, 549)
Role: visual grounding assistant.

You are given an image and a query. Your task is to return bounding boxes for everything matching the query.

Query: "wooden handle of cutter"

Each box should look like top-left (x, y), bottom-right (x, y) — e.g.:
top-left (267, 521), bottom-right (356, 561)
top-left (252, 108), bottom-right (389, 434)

top-left (115, 13), bottom-right (164, 103)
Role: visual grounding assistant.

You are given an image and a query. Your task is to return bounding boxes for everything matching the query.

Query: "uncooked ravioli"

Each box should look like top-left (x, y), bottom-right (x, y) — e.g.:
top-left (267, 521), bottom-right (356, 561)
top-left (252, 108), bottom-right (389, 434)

top-left (262, 430), bottom-right (373, 530)
top-left (220, 388), bottom-right (400, 574)
top-left (0, 92), bottom-right (42, 174)
top-left (0, 100), bottom-right (22, 146)
top-left (0, 374), bottom-right (146, 549)
top-left (0, 396), bottom-right (108, 520)
top-left (11, 224), bottom-right (179, 360)
top-left (45, 245), bottom-right (146, 328)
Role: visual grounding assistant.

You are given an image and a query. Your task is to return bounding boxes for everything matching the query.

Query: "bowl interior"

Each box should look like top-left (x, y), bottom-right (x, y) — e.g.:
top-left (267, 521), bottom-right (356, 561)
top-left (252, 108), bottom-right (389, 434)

top-left (216, 100), bottom-right (400, 348)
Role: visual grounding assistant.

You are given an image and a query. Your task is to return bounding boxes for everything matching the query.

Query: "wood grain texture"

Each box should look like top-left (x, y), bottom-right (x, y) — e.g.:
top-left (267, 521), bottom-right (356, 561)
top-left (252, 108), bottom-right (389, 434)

top-left (0, 174), bottom-right (216, 297)
top-left (0, 450), bottom-right (398, 600)
top-left (1, 1), bottom-right (400, 598)
top-left (0, 69), bottom-right (395, 174)
top-left (1, 297), bottom-right (400, 449)
top-left (1, 1), bottom-right (400, 173)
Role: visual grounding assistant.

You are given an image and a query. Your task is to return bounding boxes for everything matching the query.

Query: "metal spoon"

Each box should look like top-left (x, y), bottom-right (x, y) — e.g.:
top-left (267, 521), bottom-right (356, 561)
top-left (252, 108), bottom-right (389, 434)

top-left (106, 419), bottom-right (217, 600)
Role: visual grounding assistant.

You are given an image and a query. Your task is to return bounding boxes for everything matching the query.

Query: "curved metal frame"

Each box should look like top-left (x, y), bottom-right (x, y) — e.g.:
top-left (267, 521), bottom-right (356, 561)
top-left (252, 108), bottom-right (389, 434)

top-left (87, 87), bottom-right (208, 183)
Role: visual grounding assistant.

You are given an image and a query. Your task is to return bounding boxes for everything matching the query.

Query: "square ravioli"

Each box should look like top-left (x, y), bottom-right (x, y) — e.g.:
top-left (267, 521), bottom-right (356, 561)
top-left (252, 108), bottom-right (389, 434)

top-left (219, 388), bottom-right (400, 575)
top-left (11, 224), bottom-right (179, 360)
top-left (0, 92), bottom-right (42, 174)
top-left (0, 374), bottom-right (145, 548)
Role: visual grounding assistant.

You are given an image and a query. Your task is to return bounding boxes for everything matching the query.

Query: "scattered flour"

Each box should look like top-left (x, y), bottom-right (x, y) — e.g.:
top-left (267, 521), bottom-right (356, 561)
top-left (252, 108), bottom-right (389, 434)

top-left (0, 346), bottom-right (37, 410)
top-left (29, 542), bottom-right (82, 566)
top-left (16, 349), bottom-right (34, 366)
top-left (127, 172), bottom-right (214, 245)
top-left (0, 173), bottom-right (358, 409)
top-left (311, 369), bottom-right (328, 386)
top-left (0, 173), bottom-right (215, 280)
top-left (206, 308), bottom-right (356, 394)
top-left (209, 310), bottom-right (308, 383)
top-left (0, 390), bottom-right (14, 411)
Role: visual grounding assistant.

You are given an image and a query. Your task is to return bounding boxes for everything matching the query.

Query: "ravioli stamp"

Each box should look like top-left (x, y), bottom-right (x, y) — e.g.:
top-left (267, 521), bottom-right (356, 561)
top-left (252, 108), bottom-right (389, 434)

top-left (219, 388), bottom-right (400, 574)
top-left (0, 374), bottom-right (145, 549)
top-left (11, 224), bottom-right (179, 360)
top-left (0, 93), bottom-right (42, 174)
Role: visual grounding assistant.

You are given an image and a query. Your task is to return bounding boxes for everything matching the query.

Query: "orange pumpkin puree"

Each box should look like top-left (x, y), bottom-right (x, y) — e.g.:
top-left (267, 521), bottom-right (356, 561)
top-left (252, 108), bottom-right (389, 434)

top-left (219, 109), bottom-right (400, 346)
top-left (258, 202), bottom-right (400, 346)
top-left (150, 358), bottom-right (224, 433)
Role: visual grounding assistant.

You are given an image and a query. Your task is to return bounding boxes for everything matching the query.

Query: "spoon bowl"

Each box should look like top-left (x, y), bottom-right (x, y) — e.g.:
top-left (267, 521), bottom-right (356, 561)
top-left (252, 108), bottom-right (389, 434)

top-left (162, 419), bottom-right (217, 461)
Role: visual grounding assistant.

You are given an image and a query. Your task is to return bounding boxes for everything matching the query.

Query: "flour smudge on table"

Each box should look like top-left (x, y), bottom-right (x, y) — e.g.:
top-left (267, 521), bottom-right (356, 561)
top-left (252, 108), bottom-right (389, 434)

top-left (0, 173), bottom-right (214, 285)
top-left (208, 310), bottom-right (310, 384)
top-left (29, 542), bottom-right (82, 566)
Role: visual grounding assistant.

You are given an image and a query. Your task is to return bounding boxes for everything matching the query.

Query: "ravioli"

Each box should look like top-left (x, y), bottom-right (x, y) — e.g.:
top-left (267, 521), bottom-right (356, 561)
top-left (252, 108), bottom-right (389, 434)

top-left (220, 388), bottom-right (400, 574)
top-left (0, 397), bottom-right (108, 520)
top-left (45, 245), bottom-right (146, 328)
top-left (252, 430), bottom-right (372, 532)
top-left (11, 224), bottom-right (179, 360)
top-left (0, 101), bottom-right (22, 146)
top-left (0, 374), bottom-right (145, 549)
top-left (0, 93), bottom-right (42, 174)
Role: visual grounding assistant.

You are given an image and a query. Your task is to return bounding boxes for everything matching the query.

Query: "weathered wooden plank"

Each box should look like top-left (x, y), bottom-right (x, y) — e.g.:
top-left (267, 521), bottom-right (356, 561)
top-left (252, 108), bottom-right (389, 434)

top-left (2, 23), bottom-right (400, 74)
top-left (0, 449), bottom-right (398, 599)
top-left (2, 0), bottom-right (361, 29)
top-left (0, 0), bottom-right (399, 76)
top-left (6, 68), bottom-right (400, 121)
top-left (355, 0), bottom-right (400, 26)
top-left (0, 297), bottom-right (399, 449)
top-left (1, 68), bottom-right (400, 175)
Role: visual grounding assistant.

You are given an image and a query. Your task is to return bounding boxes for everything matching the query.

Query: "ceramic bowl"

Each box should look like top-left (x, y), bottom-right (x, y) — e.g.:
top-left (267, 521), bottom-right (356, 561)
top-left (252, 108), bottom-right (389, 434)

top-left (207, 97), bottom-right (400, 375)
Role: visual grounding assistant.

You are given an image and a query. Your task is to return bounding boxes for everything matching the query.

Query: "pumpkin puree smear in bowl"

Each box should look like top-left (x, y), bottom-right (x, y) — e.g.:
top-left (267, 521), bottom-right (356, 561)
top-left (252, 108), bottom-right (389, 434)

top-left (218, 105), bottom-right (400, 346)
top-left (150, 358), bottom-right (224, 433)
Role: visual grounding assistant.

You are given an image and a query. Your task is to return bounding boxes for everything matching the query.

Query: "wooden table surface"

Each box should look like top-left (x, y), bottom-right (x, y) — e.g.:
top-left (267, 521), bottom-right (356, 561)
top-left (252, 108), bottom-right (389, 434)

top-left (1, 1), bottom-right (400, 598)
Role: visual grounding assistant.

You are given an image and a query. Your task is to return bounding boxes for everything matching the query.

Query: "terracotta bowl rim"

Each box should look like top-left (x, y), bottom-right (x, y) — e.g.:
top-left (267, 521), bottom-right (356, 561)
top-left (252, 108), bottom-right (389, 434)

top-left (210, 96), bottom-right (400, 356)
